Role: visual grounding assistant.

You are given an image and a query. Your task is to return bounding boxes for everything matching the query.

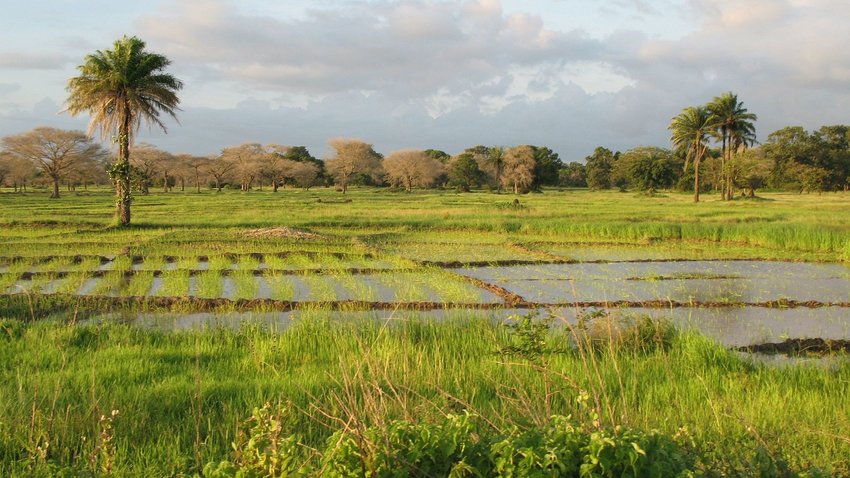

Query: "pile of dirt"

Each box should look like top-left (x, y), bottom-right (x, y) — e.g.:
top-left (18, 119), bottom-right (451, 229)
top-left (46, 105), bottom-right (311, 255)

top-left (242, 227), bottom-right (322, 240)
top-left (737, 338), bottom-right (850, 355)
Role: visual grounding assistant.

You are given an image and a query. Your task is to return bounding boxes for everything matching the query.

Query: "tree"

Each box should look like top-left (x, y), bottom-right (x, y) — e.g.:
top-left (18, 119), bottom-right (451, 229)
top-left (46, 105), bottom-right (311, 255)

top-left (531, 146), bottom-right (563, 189)
top-left (283, 146), bottom-right (325, 185)
top-left (4, 154), bottom-right (36, 192)
top-left (585, 147), bottom-right (615, 190)
top-left (221, 143), bottom-right (265, 192)
top-left (206, 156), bottom-right (235, 192)
top-left (423, 149), bottom-right (451, 164)
top-left (762, 126), bottom-right (814, 188)
top-left (559, 162), bottom-right (586, 187)
top-left (66, 36), bottom-right (182, 226)
top-left (180, 155), bottom-right (210, 193)
top-left (288, 162), bottom-right (320, 190)
top-left (501, 145), bottom-right (536, 194)
top-left (812, 125), bottom-right (850, 190)
top-left (0, 153), bottom-right (11, 187)
top-left (669, 106), bottom-right (716, 202)
top-left (382, 149), bottom-right (444, 192)
top-left (129, 143), bottom-right (172, 194)
top-left (325, 138), bottom-right (382, 193)
top-left (708, 92), bottom-right (757, 200)
top-left (1, 127), bottom-right (105, 198)
top-left (618, 146), bottom-right (676, 193)
top-left (261, 144), bottom-right (291, 192)
top-left (448, 153), bottom-right (485, 192)
top-left (728, 148), bottom-right (771, 197)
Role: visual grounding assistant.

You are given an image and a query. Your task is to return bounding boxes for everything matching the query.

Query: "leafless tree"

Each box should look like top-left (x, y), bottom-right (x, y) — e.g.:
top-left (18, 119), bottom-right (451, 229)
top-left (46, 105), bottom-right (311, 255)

top-left (325, 138), bottom-right (382, 193)
top-left (130, 143), bottom-right (174, 194)
top-left (260, 144), bottom-right (293, 192)
top-left (179, 155), bottom-right (210, 193)
top-left (5, 155), bottom-right (36, 192)
top-left (206, 155), bottom-right (235, 192)
top-left (382, 149), bottom-right (444, 192)
top-left (1, 127), bottom-right (105, 198)
top-left (222, 143), bottom-right (265, 191)
top-left (502, 145), bottom-right (536, 194)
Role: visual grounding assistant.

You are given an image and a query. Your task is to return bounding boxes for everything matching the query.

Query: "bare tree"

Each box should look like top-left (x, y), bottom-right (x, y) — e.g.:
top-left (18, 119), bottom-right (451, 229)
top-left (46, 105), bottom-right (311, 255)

top-left (222, 143), bottom-right (265, 191)
top-left (0, 152), bottom-right (11, 187)
top-left (502, 145), bottom-right (536, 194)
top-left (260, 144), bottom-right (294, 192)
top-left (130, 143), bottom-right (174, 194)
top-left (325, 138), bottom-right (382, 193)
top-left (5, 155), bottom-right (36, 192)
top-left (1, 127), bottom-right (104, 198)
top-left (179, 155), bottom-right (210, 193)
top-left (206, 155), bottom-right (235, 192)
top-left (382, 149), bottom-right (444, 192)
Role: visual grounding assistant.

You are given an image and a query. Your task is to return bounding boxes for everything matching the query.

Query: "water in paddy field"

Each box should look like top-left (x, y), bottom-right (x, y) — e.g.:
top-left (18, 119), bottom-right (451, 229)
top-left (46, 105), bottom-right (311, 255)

top-left (4, 257), bottom-right (850, 349)
top-left (454, 260), bottom-right (850, 304)
top-left (81, 305), bottom-right (850, 348)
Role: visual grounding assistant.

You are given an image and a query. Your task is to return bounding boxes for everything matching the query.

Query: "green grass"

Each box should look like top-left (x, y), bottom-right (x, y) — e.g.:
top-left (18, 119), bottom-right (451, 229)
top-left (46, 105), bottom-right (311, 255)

top-left (0, 316), bottom-right (846, 476)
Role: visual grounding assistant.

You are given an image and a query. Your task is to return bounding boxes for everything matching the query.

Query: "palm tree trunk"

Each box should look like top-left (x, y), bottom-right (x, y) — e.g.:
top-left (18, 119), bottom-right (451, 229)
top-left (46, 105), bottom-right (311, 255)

top-left (693, 159), bottom-right (700, 203)
top-left (117, 108), bottom-right (132, 226)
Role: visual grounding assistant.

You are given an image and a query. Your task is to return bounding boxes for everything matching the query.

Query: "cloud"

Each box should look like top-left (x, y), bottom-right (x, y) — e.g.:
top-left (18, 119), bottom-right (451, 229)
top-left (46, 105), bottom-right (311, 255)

top-left (136, 0), bottom-right (614, 110)
top-left (0, 52), bottom-right (69, 70)
top-left (3, 0), bottom-right (850, 162)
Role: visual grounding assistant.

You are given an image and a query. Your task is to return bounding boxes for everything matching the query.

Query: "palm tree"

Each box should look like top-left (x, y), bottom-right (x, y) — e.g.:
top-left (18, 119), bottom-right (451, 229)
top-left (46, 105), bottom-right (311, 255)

top-left (65, 36), bottom-right (182, 226)
top-left (708, 92), bottom-right (757, 200)
top-left (669, 106), bottom-right (716, 202)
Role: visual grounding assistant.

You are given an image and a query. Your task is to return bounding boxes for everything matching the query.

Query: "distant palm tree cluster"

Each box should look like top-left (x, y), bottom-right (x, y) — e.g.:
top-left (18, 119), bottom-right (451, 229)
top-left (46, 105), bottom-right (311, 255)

top-left (668, 93), bottom-right (757, 202)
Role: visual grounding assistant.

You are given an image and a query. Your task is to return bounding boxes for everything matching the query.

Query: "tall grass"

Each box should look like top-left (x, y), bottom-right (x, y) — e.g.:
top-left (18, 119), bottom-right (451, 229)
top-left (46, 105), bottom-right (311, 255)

top-left (0, 315), bottom-right (846, 475)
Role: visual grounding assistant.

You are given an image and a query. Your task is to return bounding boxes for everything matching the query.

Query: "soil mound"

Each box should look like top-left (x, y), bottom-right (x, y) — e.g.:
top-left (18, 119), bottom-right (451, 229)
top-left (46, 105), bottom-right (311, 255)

top-left (242, 227), bottom-right (322, 239)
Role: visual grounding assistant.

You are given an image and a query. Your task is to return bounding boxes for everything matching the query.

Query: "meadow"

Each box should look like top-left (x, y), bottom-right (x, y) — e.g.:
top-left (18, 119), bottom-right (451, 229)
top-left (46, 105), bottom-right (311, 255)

top-left (1, 187), bottom-right (849, 476)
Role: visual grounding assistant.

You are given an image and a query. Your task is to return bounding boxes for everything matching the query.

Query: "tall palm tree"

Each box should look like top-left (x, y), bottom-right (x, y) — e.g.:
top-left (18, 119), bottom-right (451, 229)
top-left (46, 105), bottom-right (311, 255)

top-left (65, 36), bottom-right (182, 226)
top-left (669, 106), bottom-right (716, 202)
top-left (708, 92), bottom-right (757, 200)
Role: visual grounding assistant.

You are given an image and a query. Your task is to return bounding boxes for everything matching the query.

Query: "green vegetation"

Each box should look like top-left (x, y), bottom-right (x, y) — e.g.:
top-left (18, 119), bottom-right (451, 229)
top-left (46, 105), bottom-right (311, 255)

top-left (0, 313), bottom-right (846, 476)
top-left (0, 189), bottom-right (848, 475)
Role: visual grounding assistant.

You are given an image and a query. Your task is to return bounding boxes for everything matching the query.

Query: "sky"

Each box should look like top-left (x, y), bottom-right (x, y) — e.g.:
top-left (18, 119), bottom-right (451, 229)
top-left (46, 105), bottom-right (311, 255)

top-left (1, 0), bottom-right (849, 160)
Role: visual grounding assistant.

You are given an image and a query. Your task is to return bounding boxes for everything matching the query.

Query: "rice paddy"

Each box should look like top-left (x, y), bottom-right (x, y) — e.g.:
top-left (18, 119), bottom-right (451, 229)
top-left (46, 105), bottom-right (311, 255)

top-left (0, 187), bottom-right (849, 475)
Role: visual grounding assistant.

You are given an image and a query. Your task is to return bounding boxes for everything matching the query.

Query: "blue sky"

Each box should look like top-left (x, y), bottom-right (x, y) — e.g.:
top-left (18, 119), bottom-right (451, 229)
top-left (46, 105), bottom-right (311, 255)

top-left (1, 0), bottom-right (848, 160)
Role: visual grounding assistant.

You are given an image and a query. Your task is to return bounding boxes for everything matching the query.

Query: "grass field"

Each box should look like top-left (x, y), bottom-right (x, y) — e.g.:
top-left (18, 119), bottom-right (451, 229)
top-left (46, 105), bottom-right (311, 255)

top-left (0, 187), bottom-right (849, 476)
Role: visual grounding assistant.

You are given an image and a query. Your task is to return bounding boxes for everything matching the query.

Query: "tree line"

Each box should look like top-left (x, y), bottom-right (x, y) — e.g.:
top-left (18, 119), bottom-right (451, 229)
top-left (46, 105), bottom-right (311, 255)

top-left (0, 131), bottom-right (565, 196)
top-left (3, 122), bottom-right (850, 199)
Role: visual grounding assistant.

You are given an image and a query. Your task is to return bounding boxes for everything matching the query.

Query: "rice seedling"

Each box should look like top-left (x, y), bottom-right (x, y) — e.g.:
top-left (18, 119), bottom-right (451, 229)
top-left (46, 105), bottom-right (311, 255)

top-left (120, 271), bottom-right (154, 297)
top-left (263, 273), bottom-right (295, 301)
top-left (207, 255), bottom-right (233, 271)
top-left (156, 270), bottom-right (191, 297)
top-left (110, 255), bottom-right (134, 272)
top-left (193, 270), bottom-right (223, 298)
top-left (301, 273), bottom-right (339, 301)
top-left (237, 255), bottom-right (261, 271)
top-left (137, 256), bottom-right (166, 271)
top-left (51, 272), bottom-right (92, 295)
top-left (231, 270), bottom-right (259, 299)
top-left (175, 256), bottom-right (201, 270)
top-left (88, 271), bottom-right (125, 296)
top-left (71, 256), bottom-right (104, 272)
top-left (261, 254), bottom-right (288, 270)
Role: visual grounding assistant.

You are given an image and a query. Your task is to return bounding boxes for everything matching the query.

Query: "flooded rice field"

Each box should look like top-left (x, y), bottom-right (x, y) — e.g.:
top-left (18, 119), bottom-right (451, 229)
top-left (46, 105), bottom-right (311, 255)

top-left (4, 254), bottom-right (850, 350)
top-left (456, 260), bottom-right (850, 304)
top-left (82, 305), bottom-right (850, 349)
